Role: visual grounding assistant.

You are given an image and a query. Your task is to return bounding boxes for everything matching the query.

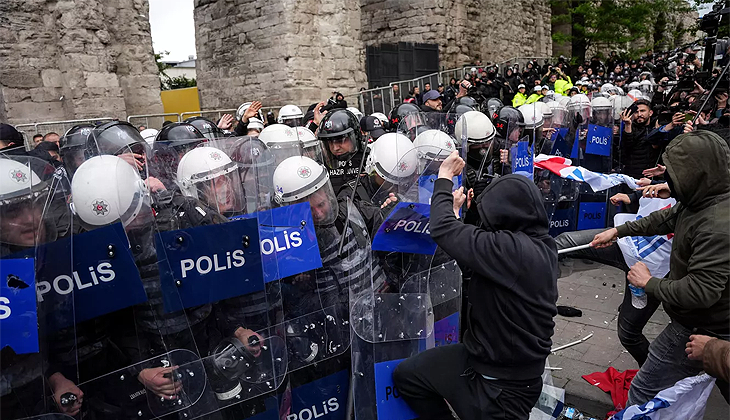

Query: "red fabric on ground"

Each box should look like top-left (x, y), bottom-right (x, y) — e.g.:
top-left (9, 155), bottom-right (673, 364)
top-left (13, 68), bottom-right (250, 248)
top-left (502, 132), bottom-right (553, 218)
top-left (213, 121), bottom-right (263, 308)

top-left (582, 367), bottom-right (639, 416)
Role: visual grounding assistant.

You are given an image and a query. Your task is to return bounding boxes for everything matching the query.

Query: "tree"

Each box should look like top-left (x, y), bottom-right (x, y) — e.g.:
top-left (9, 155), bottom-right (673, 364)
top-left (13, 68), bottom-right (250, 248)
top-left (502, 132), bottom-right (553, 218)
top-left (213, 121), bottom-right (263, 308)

top-left (551, 0), bottom-right (697, 62)
top-left (162, 75), bottom-right (197, 91)
top-left (155, 50), bottom-right (197, 90)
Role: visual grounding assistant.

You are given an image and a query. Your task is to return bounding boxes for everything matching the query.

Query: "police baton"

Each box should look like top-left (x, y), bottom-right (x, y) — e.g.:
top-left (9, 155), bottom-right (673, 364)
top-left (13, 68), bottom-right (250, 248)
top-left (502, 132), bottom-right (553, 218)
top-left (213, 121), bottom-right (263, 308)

top-left (557, 243), bottom-right (593, 255)
top-left (337, 146), bottom-right (371, 257)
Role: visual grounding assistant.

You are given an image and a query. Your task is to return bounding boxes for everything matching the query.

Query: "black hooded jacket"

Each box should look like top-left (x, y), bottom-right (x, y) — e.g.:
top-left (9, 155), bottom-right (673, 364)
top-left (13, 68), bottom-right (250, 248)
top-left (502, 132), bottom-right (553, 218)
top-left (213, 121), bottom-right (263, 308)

top-left (430, 175), bottom-right (559, 380)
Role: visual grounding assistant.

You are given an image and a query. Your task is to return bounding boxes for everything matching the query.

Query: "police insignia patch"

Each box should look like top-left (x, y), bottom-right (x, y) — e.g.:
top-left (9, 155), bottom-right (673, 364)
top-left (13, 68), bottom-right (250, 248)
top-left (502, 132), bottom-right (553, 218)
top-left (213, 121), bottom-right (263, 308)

top-left (91, 200), bottom-right (109, 216)
top-left (297, 166), bottom-right (312, 178)
top-left (9, 169), bottom-right (27, 183)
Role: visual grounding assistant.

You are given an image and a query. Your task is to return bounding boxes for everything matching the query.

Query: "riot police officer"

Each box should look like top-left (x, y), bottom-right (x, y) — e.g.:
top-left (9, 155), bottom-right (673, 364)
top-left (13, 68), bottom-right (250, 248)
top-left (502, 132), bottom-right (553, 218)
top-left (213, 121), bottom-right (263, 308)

top-left (317, 109), bottom-right (365, 194)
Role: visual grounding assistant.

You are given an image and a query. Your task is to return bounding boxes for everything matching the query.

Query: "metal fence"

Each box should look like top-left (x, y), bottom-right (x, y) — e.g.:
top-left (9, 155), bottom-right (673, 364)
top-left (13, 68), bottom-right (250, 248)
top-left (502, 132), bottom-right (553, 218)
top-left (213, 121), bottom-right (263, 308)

top-left (17, 118), bottom-right (116, 150)
top-left (351, 57), bottom-right (555, 114)
top-left (127, 113), bottom-right (181, 130)
top-left (180, 109), bottom-right (238, 124)
top-left (355, 86), bottom-right (396, 116)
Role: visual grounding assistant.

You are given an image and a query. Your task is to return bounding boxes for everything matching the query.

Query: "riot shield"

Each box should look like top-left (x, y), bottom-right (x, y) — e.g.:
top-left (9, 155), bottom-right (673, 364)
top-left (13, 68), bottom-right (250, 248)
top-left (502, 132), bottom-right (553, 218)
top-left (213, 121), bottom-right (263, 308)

top-left (65, 152), bottom-right (211, 419)
top-left (154, 135), bottom-right (291, 417)
top-left (269, 155), bottom-right (375, 419)
top-left (577, 96), bottom-right (615, 231)
top-left (70, 135), bottom-right (284, 419)
top-left (0, 155), bottom-right (76, 419)
top-left (357, 129), bottom-right (463, 420)
top-left (397, 113), bottom-right (466, 204)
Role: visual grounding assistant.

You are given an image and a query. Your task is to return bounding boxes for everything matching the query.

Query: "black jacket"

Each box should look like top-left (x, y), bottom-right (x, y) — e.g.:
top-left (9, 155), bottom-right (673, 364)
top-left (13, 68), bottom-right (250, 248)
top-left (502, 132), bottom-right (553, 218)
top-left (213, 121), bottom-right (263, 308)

top-left (619, 122), bottom-right (662, 179)
top-left (430, 175), bottom-right (558, 380)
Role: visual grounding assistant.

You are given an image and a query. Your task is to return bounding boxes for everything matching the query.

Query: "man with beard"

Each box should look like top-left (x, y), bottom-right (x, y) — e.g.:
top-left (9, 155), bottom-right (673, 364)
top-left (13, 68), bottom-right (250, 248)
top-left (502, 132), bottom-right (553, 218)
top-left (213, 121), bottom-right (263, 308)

top-left (619, 99), bottom-right (660, 179)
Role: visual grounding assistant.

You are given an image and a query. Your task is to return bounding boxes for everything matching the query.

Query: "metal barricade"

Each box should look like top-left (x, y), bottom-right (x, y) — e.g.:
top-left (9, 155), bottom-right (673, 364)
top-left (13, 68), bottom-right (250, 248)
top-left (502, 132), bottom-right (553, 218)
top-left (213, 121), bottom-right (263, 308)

top-left (14, 124), bottom-right (37, 150)
top-left (32, 117), bottom-right (116, 138)
top-left (391, 72), bottom-right (440, 101)
top-left (180, 109), bottom-right (237, 124)
top-left (355, 86), bottom-right (395, 116)
top-left (439, 67), bottom-right (465, 86)
top-left (127, 113), bottom-right (181, 130)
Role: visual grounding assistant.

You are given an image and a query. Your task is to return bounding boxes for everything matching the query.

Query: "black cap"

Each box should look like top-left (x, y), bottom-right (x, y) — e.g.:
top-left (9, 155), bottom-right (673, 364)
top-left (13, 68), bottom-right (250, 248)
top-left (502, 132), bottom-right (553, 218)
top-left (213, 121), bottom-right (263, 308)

top-left (0, 123), bottom-right (23, 147)
top-left (360, 116), bottom-right (386, 140)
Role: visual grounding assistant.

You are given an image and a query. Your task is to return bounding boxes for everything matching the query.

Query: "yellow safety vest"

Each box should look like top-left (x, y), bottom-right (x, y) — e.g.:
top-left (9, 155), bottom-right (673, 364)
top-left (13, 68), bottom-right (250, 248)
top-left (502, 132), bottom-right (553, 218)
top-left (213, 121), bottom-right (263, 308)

top-left (512, 92), bottom-right (527, 107)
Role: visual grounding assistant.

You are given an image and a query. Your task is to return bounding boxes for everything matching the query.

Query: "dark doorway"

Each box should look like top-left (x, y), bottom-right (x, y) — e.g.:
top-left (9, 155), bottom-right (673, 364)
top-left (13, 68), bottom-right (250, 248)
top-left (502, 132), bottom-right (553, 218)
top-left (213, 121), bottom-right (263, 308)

top-left (366, 42), bottom-right (439, 88)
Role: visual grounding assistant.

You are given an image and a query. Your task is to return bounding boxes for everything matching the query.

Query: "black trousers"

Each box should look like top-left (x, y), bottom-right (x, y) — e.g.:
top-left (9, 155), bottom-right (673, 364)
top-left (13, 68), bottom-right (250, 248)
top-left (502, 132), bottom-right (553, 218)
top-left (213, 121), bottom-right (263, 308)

top-left (555, 228), bottom-right (662, 366)
top-left (393, 344), bottom-right (542, 420)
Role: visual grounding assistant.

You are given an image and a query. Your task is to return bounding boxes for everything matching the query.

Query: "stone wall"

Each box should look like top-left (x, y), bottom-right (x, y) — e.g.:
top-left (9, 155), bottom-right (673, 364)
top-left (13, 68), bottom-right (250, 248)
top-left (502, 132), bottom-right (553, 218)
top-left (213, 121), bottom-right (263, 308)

top-left (194, 0), bottom-right (552, 111)
top-left (0, 0), bottom-right (163, 125)
top-left (194, 0), bottom-right (366, 110)
top-left (360, 0), bottom-right (553, 70)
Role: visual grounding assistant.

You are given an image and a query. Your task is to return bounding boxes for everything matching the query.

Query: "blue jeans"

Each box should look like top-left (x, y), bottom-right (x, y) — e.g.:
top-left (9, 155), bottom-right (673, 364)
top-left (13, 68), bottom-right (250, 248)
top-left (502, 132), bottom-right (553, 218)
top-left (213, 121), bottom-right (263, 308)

top-left (627, 321), bottom-right (705, 406)
top-left (555, 229), bottom-right (662, 366)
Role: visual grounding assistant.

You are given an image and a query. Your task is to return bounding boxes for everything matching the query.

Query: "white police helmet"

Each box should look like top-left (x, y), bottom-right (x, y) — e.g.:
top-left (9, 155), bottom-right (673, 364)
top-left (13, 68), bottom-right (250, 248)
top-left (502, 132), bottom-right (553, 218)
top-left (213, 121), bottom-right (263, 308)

top-left (71, 155), bottom-right (149, 228)
top-left (293, 126), bottom-right (325, 164)
top-left (273, 155), bottom-right (337, 225)
top-left (247, 118), bottom-right (264, 132)
top-left (517, 103), bottom-right (545, 129)
top-left (277, 104), bottom-right (304, 127)
top-left (568, 93), bottom-right (592, 123)
top-left (413, 130), bottom-right (457, 161)
top-left (557, 96), bottom-right (572, 107)
top-left (140, 128), bottom-right (159, 146)
top-left (454, 111), bottom-right (495, 144)
top-left (236, 102), bottom-right (264, 122)
top-left (365, 133), bottom-right (418, 185)
top-left (177, 146), bottom-right (245, 215)
top-left (627, 89), bottom-right (644, 101)
top-left (371, 112), bottom-right (389, 128)
top-left (0, 158), bottom-right (46, 203)
top-left (591, 96), bottom-right (612, 110)
top-left (347, 107), bottom-right (364, 123)
top-left (600, 83), bottom-right (615, 94)
top-left (259, 124), bottom-right (302, 165)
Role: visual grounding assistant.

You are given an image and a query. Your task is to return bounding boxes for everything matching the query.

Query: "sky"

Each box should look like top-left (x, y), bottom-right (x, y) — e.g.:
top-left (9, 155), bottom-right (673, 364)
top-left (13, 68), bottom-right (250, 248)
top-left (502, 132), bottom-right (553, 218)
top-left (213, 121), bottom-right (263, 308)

top-left (149, 0), bottom-right (197, 62)
top-left (148, 0), bottom-right (716, 63)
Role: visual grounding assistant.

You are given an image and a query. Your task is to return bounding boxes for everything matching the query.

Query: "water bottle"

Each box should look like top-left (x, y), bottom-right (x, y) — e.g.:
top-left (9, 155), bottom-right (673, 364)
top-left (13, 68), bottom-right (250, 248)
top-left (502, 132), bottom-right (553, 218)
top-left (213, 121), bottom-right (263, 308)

top-left (558, 406), bottom-right (598, 420)
top-left (628, 284), bottom-right (647, 309)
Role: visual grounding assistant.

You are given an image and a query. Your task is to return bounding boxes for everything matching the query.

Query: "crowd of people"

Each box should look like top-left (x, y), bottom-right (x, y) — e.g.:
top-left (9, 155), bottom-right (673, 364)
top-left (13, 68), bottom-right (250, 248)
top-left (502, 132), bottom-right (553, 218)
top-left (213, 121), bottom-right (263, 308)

top-left (0, 39), bottom-right (729, 420)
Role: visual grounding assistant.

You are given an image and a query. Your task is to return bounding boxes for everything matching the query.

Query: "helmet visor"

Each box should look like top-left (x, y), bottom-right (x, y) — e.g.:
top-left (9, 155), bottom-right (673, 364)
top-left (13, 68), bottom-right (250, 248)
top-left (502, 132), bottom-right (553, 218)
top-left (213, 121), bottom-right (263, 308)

top-left (195, 168), bottom-right (246, 217)
top-left (321, 132), bottom-right (360, 169)
top-left (292, 181), bottom-right (338, 226)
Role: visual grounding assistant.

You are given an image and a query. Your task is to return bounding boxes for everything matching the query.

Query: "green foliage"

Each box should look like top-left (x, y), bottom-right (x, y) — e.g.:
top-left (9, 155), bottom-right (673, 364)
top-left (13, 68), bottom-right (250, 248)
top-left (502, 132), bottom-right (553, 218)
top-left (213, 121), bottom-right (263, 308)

top-left (155, 50), bottom-right (171, 78)
top-left (551, 0), bottom-right (698, 62)
top-left (155, 51), bottom-right (197, 91)
top-left (161, 75), bottom-right (197, 91)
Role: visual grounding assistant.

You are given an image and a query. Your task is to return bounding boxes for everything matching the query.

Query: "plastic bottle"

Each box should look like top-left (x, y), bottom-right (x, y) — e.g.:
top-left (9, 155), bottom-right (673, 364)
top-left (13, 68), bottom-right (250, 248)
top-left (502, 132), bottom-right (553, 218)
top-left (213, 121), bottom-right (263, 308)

top-left (557, 406), bottom-right (599, 420)
top-left (558, 406), bottom-right (581, 419)
top-left (628, 284), bottom-right (647, 309)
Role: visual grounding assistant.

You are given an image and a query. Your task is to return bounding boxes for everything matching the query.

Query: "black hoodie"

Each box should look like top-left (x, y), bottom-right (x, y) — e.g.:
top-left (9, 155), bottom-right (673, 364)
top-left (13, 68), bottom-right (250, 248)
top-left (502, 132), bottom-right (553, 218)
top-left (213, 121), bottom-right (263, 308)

top-left (430, 175), bottom-right (558, 380)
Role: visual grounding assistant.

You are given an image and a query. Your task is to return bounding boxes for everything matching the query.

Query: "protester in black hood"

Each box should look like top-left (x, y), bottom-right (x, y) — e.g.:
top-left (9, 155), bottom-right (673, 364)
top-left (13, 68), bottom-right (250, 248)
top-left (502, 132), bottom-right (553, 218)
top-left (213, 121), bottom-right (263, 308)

top-left (393, 152), bottom-right (558, 420)
top-left (0, 123), bottom-right (27, 156)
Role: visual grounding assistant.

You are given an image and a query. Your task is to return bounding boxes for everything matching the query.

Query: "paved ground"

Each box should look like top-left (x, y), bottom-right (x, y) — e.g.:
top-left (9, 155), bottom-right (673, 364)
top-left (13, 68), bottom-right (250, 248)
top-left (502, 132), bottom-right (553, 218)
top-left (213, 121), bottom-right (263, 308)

top-left (549, 259), bottom-right (729, 419)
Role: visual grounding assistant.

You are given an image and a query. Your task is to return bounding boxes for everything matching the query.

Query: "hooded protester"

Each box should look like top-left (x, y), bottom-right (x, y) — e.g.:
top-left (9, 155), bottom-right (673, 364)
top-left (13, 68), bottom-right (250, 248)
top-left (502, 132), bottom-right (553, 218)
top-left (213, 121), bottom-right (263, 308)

top-left (591, 130), bottom-right (730, 406)
top-left (393, 152), bottom-right (558, 420)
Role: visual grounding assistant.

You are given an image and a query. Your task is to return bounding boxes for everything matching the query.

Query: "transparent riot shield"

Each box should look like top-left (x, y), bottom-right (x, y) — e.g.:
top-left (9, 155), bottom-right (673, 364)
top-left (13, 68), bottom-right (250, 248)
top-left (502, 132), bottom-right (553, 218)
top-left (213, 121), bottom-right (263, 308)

top-left (268, 161), bottom-right (369, 419)
top-left (542, 102), bottom-right (569, 156)
top-left (148, 135), bottom-right (206, 191)
top-left (63, 152), bottom-right (211, 419)
top-left (357, 133), bottom-right (463, 420)
top-left (0, 156), bottom-right (76, 419)
top-left (146, 135), bottom-right (290, 418)
top-left (576, 97), bottom-right (615, 231)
